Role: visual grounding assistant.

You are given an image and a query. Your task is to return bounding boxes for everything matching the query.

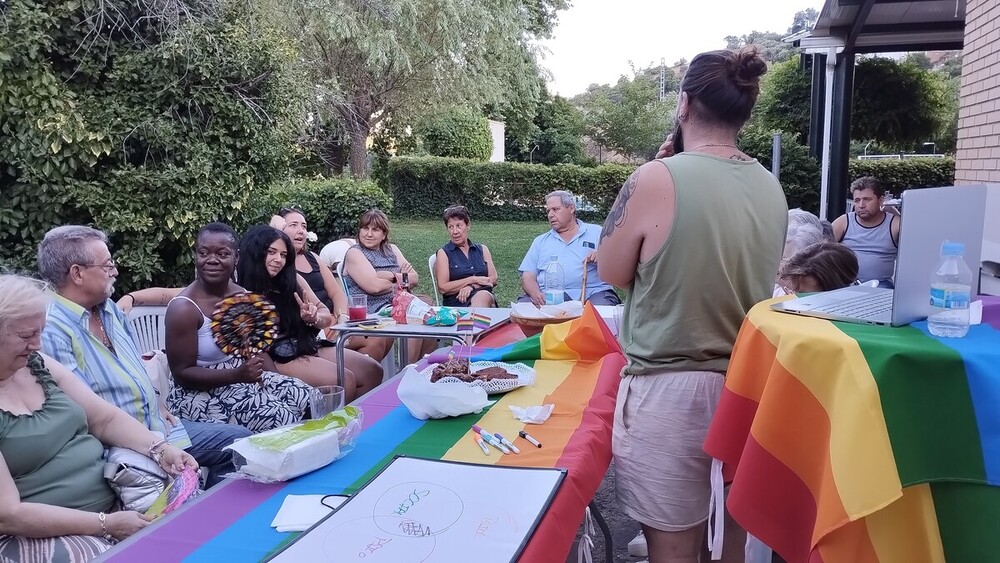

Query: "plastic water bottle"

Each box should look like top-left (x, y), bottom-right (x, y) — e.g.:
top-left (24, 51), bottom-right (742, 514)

top-left (927, 241), bottom-right (973, 338)
top-left (543, 256), bottom-right (565, 305)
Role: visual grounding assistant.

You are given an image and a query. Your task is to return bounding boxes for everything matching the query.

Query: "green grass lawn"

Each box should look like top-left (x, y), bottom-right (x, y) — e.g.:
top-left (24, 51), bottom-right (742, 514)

top-left (390, 219), bottom-right (550, 305)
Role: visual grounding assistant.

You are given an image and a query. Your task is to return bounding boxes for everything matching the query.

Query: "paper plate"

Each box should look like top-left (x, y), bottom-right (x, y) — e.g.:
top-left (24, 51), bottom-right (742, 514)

top-left (419, 361), bottom-right (535, 394)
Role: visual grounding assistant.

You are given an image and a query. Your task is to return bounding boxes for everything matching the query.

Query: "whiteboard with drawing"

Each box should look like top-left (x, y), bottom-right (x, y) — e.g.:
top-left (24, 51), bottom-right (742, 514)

top-left (267, 456), bottom-right (566, 563)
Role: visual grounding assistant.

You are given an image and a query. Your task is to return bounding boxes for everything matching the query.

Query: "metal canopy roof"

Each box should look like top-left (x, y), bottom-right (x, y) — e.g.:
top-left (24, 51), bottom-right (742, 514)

top-left (797, 0), bottom-right (966, 54)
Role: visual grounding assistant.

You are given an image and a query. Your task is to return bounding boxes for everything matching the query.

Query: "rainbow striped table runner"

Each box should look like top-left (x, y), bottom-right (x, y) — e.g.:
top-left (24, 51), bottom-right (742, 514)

top-left (106, 304), bottom-right (624, 562)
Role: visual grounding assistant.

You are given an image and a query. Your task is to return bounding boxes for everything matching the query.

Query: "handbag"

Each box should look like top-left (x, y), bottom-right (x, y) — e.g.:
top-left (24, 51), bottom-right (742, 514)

top-left (103, 447), bottom-right (170, 513)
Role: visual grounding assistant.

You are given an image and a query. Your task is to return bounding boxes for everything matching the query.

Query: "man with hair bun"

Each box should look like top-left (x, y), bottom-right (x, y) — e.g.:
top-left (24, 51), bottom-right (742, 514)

top-left (598, 46), bottom-right (788, 562)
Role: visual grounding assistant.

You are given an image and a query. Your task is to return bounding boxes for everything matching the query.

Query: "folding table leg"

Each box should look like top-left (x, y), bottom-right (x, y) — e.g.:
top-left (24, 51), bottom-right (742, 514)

top-left (588, 499), bottom-right (614, 562)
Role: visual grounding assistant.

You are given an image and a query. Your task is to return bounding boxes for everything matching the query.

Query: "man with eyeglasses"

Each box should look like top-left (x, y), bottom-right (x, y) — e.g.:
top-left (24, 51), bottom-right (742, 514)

top-left (36, 225), bottom-right (250, 487)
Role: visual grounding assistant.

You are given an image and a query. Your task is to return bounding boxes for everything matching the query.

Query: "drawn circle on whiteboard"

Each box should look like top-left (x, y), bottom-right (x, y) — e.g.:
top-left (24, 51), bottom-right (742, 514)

top-left (373, 482), bottom-right (464, 537)
top-left (322, 515), bottom-right (436, 562)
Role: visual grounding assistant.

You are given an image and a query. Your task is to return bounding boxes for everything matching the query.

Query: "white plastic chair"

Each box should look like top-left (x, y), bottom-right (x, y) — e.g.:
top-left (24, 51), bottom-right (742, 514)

top-left (319, 238), bottom-right (355, 270)
top-left (427, 253), bottom-right (441, 306)
top-left (336, 259), bottom-right (350, 298)
top-left (127, 306), bottom-right (168, 354)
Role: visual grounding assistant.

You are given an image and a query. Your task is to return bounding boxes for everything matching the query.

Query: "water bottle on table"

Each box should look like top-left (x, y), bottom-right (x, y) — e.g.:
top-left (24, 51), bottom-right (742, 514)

top-left (543, 256), bottom-right (565, 305)
top-left (927, 241), bottom-right (973, 338)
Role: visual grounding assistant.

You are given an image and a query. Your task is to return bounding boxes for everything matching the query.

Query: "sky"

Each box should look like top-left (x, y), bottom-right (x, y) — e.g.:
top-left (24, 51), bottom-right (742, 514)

top-left (539, 0), bottom-right (826, 97)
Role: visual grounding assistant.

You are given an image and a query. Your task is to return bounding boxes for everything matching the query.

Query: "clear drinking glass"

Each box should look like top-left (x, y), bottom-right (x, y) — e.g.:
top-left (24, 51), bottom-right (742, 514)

top-left (310, 385), bottom-right (346, 419)
top-left (348, 294), bottom-right (368, 321)
top-left (612, 304), bottom-right (624, 337)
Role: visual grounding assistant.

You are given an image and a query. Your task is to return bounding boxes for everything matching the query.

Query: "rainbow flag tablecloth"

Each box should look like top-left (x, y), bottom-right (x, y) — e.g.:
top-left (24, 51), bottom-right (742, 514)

top-left (106, 305), bottom-right (624, 562)
top-left (705, 296), bottom-right (1000, 563)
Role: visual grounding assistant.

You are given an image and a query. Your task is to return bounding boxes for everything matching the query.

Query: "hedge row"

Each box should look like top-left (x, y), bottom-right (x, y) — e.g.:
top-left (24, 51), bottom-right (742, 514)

top-left (383, 156), bottom-right (631, 221)
top-left (383, 155), bottom-right (956, 219)
top-left (847, 157), bottom-right (955, 196)
top-left (259, 178), bottom-right (393, 242)
top-left (383, 157), bottom-right (633, 221)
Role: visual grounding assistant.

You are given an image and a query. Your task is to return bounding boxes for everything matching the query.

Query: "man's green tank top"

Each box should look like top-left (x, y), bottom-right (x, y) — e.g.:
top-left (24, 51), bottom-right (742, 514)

top-left (0, 354), bottom-right (115, 512)
top-left (620, 152), bottom-right (787, 375)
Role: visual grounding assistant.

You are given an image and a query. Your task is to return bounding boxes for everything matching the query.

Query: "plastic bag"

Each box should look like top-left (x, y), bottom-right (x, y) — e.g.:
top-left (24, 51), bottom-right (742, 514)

top-left (392, 287), bottom-right (434, 324)
top-left (425, 307), bottom-right (459, 326)
top-left (225, 406), bottom-right (363, 482)
top-left (397, 365), bottom-right (490, 420)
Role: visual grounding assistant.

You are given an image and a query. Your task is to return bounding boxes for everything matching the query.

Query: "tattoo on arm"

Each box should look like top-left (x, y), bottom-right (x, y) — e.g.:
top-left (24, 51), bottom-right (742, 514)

top-left (601, 169), bottom-right (639, 241)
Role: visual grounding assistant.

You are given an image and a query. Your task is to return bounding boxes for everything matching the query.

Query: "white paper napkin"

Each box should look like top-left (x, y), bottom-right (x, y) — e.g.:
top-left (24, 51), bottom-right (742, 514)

top-left (970, 300), bottom-right (983, 326)
top-left (510, 404), bottom-right (555, 423)
top-left (270, 494), bottom-right (346, 532)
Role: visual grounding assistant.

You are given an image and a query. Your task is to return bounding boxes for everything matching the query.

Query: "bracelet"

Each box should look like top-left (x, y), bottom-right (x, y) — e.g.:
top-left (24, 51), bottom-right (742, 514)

top-left (148, 438), bottom-right (168, 462)
top-left (98, 512), bottom-right (116, 544)
top-left (123, 294), bottom-right (135, 307)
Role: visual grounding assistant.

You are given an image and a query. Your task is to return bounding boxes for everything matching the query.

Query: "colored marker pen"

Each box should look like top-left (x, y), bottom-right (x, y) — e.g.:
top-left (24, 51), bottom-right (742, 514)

top-left (472, 434), bottom-right (490, 455)
top-left (495, 433), bottom-right (520, 454)
top-left (519, 430), bottom-right (542, 448)
top-left (479, 432), bottom-right (510, 454)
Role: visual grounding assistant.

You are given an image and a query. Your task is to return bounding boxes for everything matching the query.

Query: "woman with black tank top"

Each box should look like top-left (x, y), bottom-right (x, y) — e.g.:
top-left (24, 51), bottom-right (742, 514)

top-left (270, 211), bottom-right (384, 396)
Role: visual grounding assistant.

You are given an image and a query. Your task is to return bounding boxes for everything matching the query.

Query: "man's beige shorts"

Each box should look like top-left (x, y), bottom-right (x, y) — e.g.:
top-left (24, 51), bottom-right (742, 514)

top-left (613, 370), bottom-right (724, 532)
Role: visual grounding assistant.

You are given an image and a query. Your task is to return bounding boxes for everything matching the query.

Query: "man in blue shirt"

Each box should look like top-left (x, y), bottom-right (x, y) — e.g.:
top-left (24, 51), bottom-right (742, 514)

top-left (38, 225), bottom-right (250, 487)
top-left (518, 191), bottom-right (621, 306)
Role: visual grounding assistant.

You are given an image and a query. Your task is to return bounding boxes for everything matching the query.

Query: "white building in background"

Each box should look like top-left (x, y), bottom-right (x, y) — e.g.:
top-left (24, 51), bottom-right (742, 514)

top-left (487, 120), bottom-right (505, 162)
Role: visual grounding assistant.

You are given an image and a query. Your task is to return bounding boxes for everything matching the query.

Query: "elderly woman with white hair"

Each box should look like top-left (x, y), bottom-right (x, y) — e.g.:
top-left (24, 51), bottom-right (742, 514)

top-left (0, 275), bottom-right (198, 562)
top-left (772, 209), bottom-right (828, 296)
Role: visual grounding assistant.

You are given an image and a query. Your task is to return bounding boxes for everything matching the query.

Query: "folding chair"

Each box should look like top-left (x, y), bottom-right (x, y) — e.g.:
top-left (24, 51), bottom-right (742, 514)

top-left (427, 253), bottom-right (442, 306)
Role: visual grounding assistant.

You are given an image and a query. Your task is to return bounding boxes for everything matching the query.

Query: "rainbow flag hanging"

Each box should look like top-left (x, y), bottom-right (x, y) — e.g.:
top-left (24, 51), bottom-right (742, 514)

top-left (705, 296), bottom-right (1000, 563)
top-left (106, 303), bottom-right (625, 563)
top-left (456, 315), bottom-right (474, 331)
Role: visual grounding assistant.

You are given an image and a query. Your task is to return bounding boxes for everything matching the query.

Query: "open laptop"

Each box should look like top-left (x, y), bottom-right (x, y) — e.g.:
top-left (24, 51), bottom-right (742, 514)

top-left (771, 184), bottom-right (988, 326)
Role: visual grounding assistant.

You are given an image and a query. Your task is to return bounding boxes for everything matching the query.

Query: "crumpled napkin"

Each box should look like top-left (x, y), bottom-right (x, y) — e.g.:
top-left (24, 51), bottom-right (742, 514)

top-left (270, 494), bottom-right (345, 532)
top-left (510, 404), bottom-right (555, 424)
top-left (970, 300), bottom-right (983, 325)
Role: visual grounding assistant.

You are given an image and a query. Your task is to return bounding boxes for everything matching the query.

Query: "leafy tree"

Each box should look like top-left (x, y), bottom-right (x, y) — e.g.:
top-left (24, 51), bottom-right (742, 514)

top-left (270, 0), bottom-right (566, 177)
top-left (903, 52), bottom-right (934, 71)
top-left (788, 8), bottom-right (819, 34)
top-left (725, 8), bottom-right (817, 63)
top-left (581, 70), bottom-right (675, 162)
top-left (725, 31), bottom-right (796, 63)
top-left (417, 108), bottom-right (493, 161)
top-left (740, 126), bottom-right (820, 212)
top-left (852, 57), bottom-right (949, 148)
top-left (506, 89), bottom-right (587, 165)
top-left (754, 58), bottom-right (813, 143)
top-left (937, 52), bottom-right (963, 79)
top-left (532, 96), bottom-right (587, 165)
top-left (753, 56), bottom-right (952, 152)
top-left (1, 0), bottom-right (303, 289)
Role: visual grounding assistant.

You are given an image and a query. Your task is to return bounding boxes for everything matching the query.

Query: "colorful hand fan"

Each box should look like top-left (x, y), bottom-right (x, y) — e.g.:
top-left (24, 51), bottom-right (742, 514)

top-left (144, 467), bottom-right (203, 519)
top-left (210, 292), bottom-right (278, 359)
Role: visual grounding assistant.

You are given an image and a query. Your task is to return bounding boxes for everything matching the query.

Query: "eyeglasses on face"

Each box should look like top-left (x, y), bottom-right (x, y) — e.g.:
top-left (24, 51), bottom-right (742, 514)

top-left (76, 260), bottom-right (117, 273)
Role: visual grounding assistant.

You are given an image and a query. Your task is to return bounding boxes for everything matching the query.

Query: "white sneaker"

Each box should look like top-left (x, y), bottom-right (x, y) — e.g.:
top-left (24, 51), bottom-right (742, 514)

top-left (627, 531), bottom-right (648, 557)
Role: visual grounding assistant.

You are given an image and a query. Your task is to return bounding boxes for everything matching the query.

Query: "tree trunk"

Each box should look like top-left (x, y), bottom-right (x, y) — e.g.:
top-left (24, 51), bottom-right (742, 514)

top-left (347, 125), bottom-right (370, 178)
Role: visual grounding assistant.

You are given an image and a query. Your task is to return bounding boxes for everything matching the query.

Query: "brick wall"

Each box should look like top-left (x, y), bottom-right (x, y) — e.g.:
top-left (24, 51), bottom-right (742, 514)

top-left (955, 0), bottom-right (1000, 184)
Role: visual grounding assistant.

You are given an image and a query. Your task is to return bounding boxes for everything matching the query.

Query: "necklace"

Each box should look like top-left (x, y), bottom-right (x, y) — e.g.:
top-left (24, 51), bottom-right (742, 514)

top-left (688, 143), bottom-right (739, 152)
top-left (91, 308), bottom-right (115, 353)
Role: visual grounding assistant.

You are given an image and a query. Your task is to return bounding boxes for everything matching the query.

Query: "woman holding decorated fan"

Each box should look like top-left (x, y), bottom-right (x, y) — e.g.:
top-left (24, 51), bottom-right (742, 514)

top-left (236, 225), bottom-right (382, 401)
top-left (164, 223), bottom-right (313, 433)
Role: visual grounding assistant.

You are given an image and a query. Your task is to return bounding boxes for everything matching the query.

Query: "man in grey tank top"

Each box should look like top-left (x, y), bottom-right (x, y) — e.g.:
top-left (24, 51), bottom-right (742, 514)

top-left (832, 177), bottom-right (900, 287)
